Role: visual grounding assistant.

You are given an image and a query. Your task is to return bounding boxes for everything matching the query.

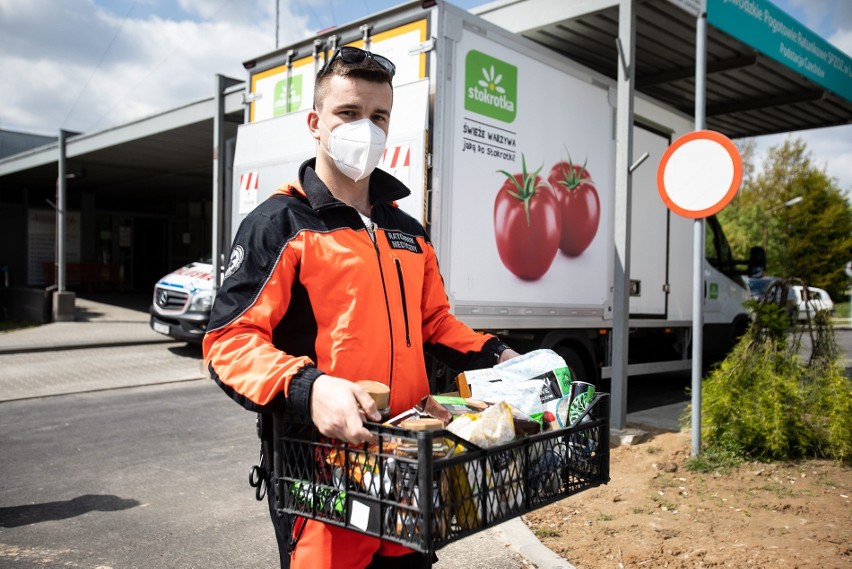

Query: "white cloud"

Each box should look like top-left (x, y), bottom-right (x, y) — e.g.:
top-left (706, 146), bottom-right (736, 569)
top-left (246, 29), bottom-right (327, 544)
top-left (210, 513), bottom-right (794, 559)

top-left (829, 28), bottom-right (852, 55)
top-left (784, 0), bottom-right (852, 41)
top-left (0, 0), bottom-right (312, 134)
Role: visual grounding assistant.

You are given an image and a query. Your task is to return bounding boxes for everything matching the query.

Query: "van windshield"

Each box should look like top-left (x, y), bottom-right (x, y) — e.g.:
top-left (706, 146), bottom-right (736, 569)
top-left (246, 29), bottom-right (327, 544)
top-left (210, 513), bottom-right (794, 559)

top-left (705, 215), bottom-right (737, 278)
top-left (748, 278), bottom-right (772, 297)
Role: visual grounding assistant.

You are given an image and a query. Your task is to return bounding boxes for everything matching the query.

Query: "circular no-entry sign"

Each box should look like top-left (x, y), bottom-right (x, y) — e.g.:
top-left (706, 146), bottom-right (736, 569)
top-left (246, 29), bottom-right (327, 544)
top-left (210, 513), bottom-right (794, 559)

top-left (657, 130), bottom-right (743, 219)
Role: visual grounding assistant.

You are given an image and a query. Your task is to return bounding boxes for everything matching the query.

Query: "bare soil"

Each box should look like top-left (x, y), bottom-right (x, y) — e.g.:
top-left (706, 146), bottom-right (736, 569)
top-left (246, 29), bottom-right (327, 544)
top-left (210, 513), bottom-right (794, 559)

top-left (523, 429), bottom-right (851, 568)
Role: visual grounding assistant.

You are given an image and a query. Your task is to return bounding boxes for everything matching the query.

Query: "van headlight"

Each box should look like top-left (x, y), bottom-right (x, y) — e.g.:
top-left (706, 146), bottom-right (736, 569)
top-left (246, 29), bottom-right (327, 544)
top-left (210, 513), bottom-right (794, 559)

top-left (190, 291), bottom-right (214, 312)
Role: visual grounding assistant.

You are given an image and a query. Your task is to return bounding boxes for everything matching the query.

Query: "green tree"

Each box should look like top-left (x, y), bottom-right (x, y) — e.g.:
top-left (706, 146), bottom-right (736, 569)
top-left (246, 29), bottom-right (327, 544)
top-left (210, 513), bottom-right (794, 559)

top-left (719, 138), bottom-right (852, 300)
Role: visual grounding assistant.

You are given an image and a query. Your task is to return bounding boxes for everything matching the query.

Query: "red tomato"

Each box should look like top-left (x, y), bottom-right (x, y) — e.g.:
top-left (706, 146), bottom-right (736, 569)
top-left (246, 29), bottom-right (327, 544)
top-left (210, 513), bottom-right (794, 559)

top-left (548, 159), bottom-right (600, 257)
top-left (494, 159), bottom-right (561, 281)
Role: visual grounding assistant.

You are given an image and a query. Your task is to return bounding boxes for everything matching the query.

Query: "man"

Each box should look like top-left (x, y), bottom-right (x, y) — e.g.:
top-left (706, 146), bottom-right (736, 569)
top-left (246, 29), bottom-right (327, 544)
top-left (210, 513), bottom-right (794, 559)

top-left (203, 46), bottom-right (519, 569)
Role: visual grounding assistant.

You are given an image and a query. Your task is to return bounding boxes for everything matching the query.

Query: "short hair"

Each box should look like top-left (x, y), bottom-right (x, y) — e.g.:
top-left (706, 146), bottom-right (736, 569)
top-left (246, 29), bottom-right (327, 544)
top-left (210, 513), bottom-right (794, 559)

top-left (313, 55), bottom-right (394, 111)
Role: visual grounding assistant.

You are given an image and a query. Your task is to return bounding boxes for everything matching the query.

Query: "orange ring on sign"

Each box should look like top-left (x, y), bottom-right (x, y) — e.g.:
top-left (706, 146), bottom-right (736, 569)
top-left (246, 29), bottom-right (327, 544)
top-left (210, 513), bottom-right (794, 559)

top-left (657, 130), bottom-right (743, 219)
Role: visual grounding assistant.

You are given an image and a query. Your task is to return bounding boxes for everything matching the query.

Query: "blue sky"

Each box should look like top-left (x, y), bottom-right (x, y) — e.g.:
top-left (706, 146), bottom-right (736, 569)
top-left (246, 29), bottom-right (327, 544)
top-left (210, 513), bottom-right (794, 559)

top-left (1, 0), bottom-right (849, 192)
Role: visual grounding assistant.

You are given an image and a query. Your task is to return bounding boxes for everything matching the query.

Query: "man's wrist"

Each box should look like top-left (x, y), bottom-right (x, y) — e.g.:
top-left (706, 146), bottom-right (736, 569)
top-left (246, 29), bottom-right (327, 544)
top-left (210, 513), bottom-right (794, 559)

top-left (288, 366), bottom-right (324, 417)
top-left (494, 343), bottom-right (510, 364)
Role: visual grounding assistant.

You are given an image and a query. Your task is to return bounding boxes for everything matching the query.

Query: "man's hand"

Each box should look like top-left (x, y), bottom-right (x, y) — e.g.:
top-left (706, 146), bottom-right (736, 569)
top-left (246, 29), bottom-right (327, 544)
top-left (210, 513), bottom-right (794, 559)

top-left (498, 348), bottom-right (521, 363)
top-left (310, 375), bottom-right (380, 444)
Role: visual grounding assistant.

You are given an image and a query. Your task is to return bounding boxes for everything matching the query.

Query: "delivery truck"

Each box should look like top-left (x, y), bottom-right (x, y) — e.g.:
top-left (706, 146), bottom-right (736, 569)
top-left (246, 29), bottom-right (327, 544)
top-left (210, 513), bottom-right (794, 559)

top-left (151, 0), bottom-right (755, 392)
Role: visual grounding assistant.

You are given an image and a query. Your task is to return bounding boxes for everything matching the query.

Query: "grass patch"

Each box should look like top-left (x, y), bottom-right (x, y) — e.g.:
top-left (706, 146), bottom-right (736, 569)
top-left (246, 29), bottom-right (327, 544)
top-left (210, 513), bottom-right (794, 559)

top-left (655, 473), bottom-right (681, 488)
top-left (758, 483), bottom-right (795, 498)
top-left (834, 300), bottom-right (849, 320)
top-left (685, 441), bottom-right (745, 474)
top-left (534, 527), bottom-right (561, 538)
top-left (651, 495), bottom-right (678, 511)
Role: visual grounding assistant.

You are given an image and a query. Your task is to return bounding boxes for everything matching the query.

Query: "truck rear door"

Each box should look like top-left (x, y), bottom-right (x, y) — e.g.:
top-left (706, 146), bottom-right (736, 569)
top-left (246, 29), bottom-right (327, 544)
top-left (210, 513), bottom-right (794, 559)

top-left (628, 125), bottom-right (672, 317)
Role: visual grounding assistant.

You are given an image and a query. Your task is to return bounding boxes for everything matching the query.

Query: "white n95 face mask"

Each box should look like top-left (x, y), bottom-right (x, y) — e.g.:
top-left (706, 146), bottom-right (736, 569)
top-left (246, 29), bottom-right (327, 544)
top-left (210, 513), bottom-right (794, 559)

top-left (319, 118), bottom-right (387, 182)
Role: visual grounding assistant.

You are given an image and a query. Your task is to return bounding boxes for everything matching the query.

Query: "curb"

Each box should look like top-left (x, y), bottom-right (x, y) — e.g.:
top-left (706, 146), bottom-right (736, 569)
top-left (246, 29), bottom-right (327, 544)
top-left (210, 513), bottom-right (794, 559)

top-left (0, 338), bottom-right (180, 355)
top-left (497, 518), bottom-right (578, 569)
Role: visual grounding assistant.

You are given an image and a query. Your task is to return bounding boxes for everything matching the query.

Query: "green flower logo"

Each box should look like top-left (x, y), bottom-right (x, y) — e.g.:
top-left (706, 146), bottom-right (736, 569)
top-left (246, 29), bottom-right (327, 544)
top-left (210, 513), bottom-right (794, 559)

top-left (479, 65), bottom-right (506, 95)
top-left (465, 50), bottom-right (517, 123)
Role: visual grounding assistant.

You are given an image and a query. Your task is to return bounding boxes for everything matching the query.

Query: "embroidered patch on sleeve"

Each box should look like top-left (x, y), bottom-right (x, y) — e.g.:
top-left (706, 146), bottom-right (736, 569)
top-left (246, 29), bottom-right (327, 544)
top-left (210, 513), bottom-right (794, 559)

top-left (224, 245), bottom-right (245, 279)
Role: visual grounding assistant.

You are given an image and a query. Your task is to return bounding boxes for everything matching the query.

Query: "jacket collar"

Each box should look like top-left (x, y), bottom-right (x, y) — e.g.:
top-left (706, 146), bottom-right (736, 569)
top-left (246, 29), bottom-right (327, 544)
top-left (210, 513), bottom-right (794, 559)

top-left (294, 158), bottom-right (411, 211)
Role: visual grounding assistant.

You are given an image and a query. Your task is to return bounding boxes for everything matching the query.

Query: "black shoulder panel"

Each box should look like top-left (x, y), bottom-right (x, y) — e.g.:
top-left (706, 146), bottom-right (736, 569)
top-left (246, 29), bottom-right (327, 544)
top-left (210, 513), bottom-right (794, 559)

top-left (208, 194), bottom-right (318, 331)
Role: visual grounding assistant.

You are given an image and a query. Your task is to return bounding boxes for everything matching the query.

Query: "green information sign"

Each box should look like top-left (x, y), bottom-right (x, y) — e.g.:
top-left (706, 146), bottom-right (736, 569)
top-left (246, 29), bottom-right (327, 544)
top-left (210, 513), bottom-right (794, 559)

top-left (708, 0), bottom-right (852, 102)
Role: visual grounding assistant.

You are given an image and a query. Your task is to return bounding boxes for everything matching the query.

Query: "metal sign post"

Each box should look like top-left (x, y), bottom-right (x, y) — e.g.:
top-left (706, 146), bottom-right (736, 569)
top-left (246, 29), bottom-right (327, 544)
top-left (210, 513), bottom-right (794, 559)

top-left (657, 127), bottom-right (742, 457)
top-left (846, 261), bottom-right (852, 326)
top-left (692, 2), bottom-right (707, 458)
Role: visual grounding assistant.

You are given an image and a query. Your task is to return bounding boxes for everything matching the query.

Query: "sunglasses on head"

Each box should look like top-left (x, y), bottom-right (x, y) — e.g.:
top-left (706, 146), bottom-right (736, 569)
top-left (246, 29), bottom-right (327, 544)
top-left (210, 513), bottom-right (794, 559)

top-left (317, 46), bottom-right (396, 79)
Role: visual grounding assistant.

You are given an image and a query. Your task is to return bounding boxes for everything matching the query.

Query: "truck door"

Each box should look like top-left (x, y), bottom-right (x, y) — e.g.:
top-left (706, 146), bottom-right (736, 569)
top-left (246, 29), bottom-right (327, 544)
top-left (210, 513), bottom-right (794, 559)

top-left (628, 125), bottom-right (671, 317)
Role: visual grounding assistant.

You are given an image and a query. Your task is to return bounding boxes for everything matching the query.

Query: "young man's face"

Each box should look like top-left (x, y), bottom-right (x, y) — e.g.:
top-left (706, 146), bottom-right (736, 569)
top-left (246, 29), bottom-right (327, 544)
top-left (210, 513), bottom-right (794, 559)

top-left (309, 74), bottom-right (393, 147)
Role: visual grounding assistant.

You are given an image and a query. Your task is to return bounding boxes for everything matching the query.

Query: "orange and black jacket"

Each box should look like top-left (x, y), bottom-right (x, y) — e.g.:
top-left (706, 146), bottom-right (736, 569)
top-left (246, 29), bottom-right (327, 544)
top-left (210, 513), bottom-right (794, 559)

top-left (203, 159), bottom-right (507, 418)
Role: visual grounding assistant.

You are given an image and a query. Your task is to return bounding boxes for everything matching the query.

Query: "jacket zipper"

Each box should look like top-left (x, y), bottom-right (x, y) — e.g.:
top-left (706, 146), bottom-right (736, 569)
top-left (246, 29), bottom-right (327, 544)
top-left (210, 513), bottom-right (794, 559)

top-left (369, 223), bottom-right (395, 389)
top-left (394, 259), bottom-right (412, 347)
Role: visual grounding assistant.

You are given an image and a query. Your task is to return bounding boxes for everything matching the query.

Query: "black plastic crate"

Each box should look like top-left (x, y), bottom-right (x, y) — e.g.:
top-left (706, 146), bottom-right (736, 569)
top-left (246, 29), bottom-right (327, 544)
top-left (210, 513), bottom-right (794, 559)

top-left (272, 393), bottom-right (609, 554)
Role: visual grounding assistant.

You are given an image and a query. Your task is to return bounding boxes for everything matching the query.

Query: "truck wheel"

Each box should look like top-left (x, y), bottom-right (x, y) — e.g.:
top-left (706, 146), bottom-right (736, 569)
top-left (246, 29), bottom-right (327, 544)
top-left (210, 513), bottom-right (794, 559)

top-left (730, 316), bottom-right (749, 348)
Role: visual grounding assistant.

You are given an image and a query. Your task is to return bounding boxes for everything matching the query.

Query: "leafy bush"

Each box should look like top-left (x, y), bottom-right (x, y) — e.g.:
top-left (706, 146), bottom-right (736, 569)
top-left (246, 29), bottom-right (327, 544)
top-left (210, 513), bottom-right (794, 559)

top-left (799, 311), bottom-right (852, 461)
top-left (688, 301), bottom-right (851, 463)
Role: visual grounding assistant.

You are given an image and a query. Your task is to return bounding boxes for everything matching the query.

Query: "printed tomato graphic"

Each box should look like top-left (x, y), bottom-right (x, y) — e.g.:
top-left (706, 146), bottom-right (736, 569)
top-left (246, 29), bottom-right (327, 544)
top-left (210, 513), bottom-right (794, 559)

top-left (494, 157), bottom-right (561, 281)
top-left (548, 158), bottom-right (600, 257)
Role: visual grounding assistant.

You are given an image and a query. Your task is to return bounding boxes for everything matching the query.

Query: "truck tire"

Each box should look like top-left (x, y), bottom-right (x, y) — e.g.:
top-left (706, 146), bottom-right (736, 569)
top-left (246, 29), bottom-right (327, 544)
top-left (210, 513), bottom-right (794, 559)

top-left (730, 316), bottom-right (750, 348)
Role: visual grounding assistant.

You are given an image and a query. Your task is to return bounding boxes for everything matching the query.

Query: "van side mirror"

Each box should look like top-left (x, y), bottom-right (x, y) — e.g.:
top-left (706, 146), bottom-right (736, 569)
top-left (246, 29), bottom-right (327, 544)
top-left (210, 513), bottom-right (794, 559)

top-left (748, 246), bottom-right (766, 278)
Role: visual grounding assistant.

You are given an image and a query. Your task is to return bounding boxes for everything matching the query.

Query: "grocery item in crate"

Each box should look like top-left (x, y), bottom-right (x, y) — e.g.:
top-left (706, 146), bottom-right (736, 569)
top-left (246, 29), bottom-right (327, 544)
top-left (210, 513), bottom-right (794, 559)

top-left (393, 417), bottom-right (451, 539)
top-left (289, 480), bottom-right (347, 515)
top-left (444, 401), bottom-right (523, 528)
top-left (564, 380), bottom-right (596, 427)
top-left (412, 394), bottom-right (540, 437)
top-left (528, 442), bottom-right (567, 495)
top-left (356, 379), bottom-right (391, 420)
top-left (414, 395), bottom-right (488, 425)
top-left (326, 446), bottom-right (394, 497)
top-left (445, 401), bottom-right (515, 448)
top-left (457, 349), bottom-right (573, 427)
top-left (492, 348), bottom-right (568, 381)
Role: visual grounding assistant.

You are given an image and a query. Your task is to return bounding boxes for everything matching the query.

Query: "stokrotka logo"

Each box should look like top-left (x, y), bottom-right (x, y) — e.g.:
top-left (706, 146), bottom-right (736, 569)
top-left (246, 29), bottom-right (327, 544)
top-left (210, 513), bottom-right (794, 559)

top-left (465, 50), bottom-right (517, 123)
top-left (274, 75), bottom-right (303, 116)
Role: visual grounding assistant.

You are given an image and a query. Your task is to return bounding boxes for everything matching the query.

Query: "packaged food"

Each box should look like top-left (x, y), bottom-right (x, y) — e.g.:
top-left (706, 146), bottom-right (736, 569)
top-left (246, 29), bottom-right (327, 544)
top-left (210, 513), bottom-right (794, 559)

top-left (357, 380), bottom-right (391, 420)
top-left (393, 418), bottom-right (451, 540)
top-left (327, 444), bottom-right (393, 496)
top-left (445, 401), bottom-right (515, 448)
top-left (458, 349), bottom-right (573, 426)
top-left (414, 394), bottom-right (489, 425)
top-left (445, 401), bottom-right (520, 528)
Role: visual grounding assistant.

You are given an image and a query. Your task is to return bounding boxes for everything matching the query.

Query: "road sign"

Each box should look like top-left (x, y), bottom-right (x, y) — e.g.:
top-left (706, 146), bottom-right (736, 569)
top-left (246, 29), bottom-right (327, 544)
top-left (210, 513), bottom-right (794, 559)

top-left (657, 130), bottom-right (742, 219)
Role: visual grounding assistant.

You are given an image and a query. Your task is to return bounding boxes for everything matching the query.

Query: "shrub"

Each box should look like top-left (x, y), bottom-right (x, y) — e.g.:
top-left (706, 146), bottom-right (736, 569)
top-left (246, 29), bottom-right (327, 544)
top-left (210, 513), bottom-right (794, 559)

top-left (689, 301), bottom-right (851, 463)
